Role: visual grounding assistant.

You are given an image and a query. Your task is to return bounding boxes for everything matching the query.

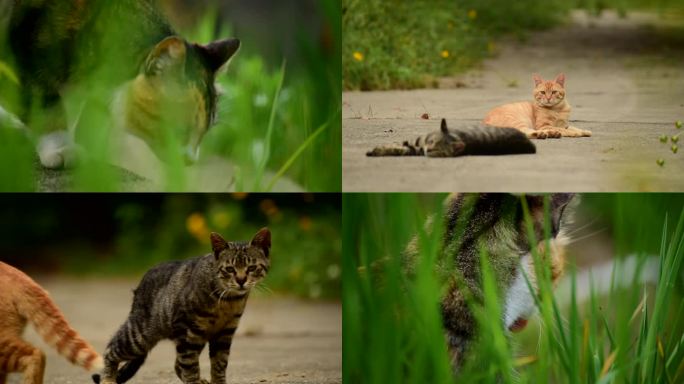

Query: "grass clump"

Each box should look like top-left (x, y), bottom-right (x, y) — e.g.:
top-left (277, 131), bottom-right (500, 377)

top-left (343, 193), bottom-right (684, 383)
top-left (343, 0), bottom-right (570, 90)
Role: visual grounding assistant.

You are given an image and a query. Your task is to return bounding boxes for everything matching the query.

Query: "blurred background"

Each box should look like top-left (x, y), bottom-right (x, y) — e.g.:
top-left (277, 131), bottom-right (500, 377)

top-left (0, 193), bottom-right (341, 299)
top-left (343, 0), bottom-right (684, 90)
top-left (343, 193), bottom-right (684, 383)
top-left (0, 0), bottom-right (341, 192)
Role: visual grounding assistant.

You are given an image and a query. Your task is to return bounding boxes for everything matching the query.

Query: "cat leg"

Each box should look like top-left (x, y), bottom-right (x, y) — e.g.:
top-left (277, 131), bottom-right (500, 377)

top-left (208, 328), bottom-right (237, 384)
top-left (99, 321), bottom-right (152, 384)
top-left (30, 92), bottom-right (81, 169)
top-left (174, 337), bottom-right (208, 384)
top-left (0, 338), bottom-right (46, 384)
top-left (533, 126), bottom-right (562, 139)
top-left (366, 141), bottom-right (422, 156)
top-left (0, 373), bottom-right (6, 384)
top-left (562, 126), bottom-right (592, 137)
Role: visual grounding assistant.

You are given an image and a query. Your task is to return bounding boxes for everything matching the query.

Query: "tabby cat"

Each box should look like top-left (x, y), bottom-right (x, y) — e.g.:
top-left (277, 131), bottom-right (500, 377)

top-left (92, 228), bottom-right (271, 384)
top-left (0, 261), bottom-right (103, 384)
top-left (366, 119), bottom-right (536, 157)
top-left (483, 73), bottom-right (592, 139)
top-left (8, 0), bottom-right (240, 168)
top-left (407, 194), bottom-right (574, 369)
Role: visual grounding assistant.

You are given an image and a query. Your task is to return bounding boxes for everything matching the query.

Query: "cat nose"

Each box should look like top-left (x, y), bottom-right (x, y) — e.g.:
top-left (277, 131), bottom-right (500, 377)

top-left (236, 276), bottom-right (247, 287)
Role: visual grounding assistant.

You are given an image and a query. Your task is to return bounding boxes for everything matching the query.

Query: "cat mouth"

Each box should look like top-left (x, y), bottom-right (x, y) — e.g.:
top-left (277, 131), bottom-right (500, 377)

top-left (508, 317), bottom-right (528, 332)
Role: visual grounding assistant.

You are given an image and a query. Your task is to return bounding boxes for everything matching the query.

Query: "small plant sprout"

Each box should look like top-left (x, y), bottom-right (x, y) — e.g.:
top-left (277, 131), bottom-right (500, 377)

top-left (657, 158), bottom-right (665, 166)
top-left (671, 144), bottom-right (678, 154)
top-left (660, 134), bottom-right (668, 143)
top-left (676, 120), bottom-right (682, 129)
top-left (672, 135), bottom-right (680, 144)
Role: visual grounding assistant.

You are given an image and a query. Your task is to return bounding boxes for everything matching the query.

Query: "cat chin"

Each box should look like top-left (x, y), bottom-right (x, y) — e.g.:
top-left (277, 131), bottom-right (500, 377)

top-left (503, 253), bottom-right (537, 331)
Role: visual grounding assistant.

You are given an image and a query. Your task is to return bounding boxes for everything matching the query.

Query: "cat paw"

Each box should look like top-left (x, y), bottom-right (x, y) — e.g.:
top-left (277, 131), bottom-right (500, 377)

top-left (581, 129), bottom-right (592, 137)
top-left (530, 131), bottom-right (548, 140)
top-left (544, 129), bottom-right (562, 139)
top-left (366, 148), bottom-right (380, 157)
top-left (37, 131), bottom-right (82, 169)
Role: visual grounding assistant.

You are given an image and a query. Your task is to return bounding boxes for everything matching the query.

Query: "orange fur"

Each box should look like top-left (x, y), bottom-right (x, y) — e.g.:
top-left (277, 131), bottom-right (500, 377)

top-left (0, 262), bottom-right (103, 384)
top-left (483, 73), bottom-right (592, 139)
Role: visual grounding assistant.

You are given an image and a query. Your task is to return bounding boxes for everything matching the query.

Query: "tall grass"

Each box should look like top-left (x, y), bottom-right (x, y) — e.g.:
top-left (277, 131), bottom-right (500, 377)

top-left (343, 193), bottom-right (684, 383)
top-left (0, 1), bottom-right (340, 192)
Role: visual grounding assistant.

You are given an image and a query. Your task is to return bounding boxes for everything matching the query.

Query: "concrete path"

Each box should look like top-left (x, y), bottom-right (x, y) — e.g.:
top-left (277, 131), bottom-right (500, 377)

top-left (7, 278), bottom-right (341, 384)
top-left (343, 11), bottom-right (684, 192)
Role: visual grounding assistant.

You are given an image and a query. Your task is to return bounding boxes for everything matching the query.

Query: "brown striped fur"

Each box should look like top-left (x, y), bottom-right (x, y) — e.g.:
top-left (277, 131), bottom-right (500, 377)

top-left (483, 73), bottom-right (592, 139)
top-left (0, 262), bottom-right (103, 384)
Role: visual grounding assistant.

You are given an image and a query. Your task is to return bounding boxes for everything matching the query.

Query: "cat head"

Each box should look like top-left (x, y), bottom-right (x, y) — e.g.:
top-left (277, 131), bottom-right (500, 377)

top-left (441, 193), bottom-right (575, 367)
top-left (532, 73), bottom-right (566, 108)
top-left (209, 228), bottom-right (270, 294)
top-left (424, 119), bottom-right (466, 157)
top-left (124, 36), bottom-right (240, 164)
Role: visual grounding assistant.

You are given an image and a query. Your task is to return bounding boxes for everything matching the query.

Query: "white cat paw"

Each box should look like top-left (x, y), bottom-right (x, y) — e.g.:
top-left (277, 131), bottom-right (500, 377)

top-left (37, 131), bottom-right (81, 169)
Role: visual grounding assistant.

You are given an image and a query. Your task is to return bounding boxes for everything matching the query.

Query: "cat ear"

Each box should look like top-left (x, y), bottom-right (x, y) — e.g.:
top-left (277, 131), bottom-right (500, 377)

top-left (441, 119), bottom-right (449, 135)
top-left (251, 227), bottom-right (271, 257)
top-left (554, 73), bottom-right (565, 86)
top-left (533, 74), bottom-right (543, 87)
top-left (210, 232), bottom-right (229, 259)
top-left (196, 38), bottom-right (241, 73)
top-left (144, 36), bottom-right (187, 76)
top-left (526, 194), bottom-right (575, 236)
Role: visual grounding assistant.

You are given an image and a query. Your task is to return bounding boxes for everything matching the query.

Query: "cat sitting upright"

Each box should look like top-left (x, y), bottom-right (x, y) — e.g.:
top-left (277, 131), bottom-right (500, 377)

top-left (8, 0), bottom-right (240, 169)
top-left (483, 73), bottom-right (592, 139)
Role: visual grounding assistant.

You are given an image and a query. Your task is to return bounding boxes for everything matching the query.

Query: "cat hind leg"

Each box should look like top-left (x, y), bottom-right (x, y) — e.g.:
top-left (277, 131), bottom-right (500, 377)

top-left (0, 338), bottom-right (46, 384)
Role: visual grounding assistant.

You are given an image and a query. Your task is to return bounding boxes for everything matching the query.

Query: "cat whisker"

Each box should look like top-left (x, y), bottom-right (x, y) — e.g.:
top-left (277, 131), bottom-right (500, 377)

top-left (564, 227), bottom-right (607, 245)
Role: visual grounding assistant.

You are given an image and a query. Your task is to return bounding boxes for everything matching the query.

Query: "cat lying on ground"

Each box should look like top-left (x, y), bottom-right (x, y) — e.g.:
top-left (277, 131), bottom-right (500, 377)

top-left (483, 73), bottom-right (592, 139)
top-left (366, 118), bottom-right (536, 157)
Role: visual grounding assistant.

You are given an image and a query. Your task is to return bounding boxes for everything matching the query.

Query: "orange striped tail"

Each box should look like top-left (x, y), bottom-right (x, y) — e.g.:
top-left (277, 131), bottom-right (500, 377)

top-left (19, 283), bottom-right (104, 372)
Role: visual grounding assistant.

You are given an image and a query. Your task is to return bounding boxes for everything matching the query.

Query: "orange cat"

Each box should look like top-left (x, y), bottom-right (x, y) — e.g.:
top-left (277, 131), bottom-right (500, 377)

top-left (0, 261), bottom-right (103, 384)
top-left (483, 73), bottom-right (592, 139)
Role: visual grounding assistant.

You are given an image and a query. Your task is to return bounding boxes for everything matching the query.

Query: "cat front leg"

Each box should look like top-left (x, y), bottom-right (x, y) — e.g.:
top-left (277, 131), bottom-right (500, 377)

top-left (208, 329), bottom-right (235, 384)
top-left (562, 126), bottom-right (592, 137)
top-left (366, 141), bottom-right (421, 156)
top-left (174, 338), bottom-right (207, 384)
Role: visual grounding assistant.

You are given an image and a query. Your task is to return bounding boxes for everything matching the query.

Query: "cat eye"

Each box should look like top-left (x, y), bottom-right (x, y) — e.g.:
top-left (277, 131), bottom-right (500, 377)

top-left (552, 91), bottom-right (557, 94)
top-left (540, 91), bottom-right (546, 95)
top-left (225, 267), bottom-right (236, 274)
top-left (247, 266), bottom-right (257, 273)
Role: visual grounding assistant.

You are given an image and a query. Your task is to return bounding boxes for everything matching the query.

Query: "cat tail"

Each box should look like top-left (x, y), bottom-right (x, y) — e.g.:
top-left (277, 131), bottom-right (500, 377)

top-left (91, 356), bottom-right (146, 384)
top-left (17, 281), bottom-right (104, 372)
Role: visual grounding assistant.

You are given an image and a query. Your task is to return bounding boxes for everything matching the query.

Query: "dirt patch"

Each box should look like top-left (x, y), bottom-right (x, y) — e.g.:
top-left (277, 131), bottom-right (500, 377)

top-left (7, 278), bottom-right (341, 384)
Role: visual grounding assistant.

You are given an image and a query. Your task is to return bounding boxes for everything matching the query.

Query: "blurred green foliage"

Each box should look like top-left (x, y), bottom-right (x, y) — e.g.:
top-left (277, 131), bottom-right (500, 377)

top-left (343, 0), bottom-right (684, 90)
top-left (0, 0), bottom-right (340, 192)
top-left (0, 194), bottom-right (341, 299)
top-left (343, 193), bottom-right (684, 383)
top-left (343, 0), bottom-right (570, 90)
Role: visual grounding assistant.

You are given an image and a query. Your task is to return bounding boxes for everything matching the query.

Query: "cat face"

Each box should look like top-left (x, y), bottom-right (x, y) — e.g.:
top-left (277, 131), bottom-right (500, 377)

top-left (441, 194), bottom-right (574, 367)
top-left (209, 228), bottom-right (271, 294)
top-left (123, 37), bottom-right (240, 164)
top-left (532, 73), bottom-right (566, 108)
top-left (424, 119), bottom-right (466, 157)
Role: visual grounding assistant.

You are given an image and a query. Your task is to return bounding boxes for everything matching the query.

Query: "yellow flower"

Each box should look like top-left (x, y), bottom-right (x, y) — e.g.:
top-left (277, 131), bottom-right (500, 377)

top-left (232, 193), bottom-right (248, 200)
top-left (299, 216), bottom-right (313, 231)
top-left (186, 213), bottom-right (210, 242)
top-left (259, 199), bottom-right (279, 217)
top-left (353, 51), bottom-right (364, 62)
top-left (213, 211), bottom-right (231, 229)
top-left (441, 50), bottom-right (450, 59)
top-left (468, 9), bottom-right (477, 20)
